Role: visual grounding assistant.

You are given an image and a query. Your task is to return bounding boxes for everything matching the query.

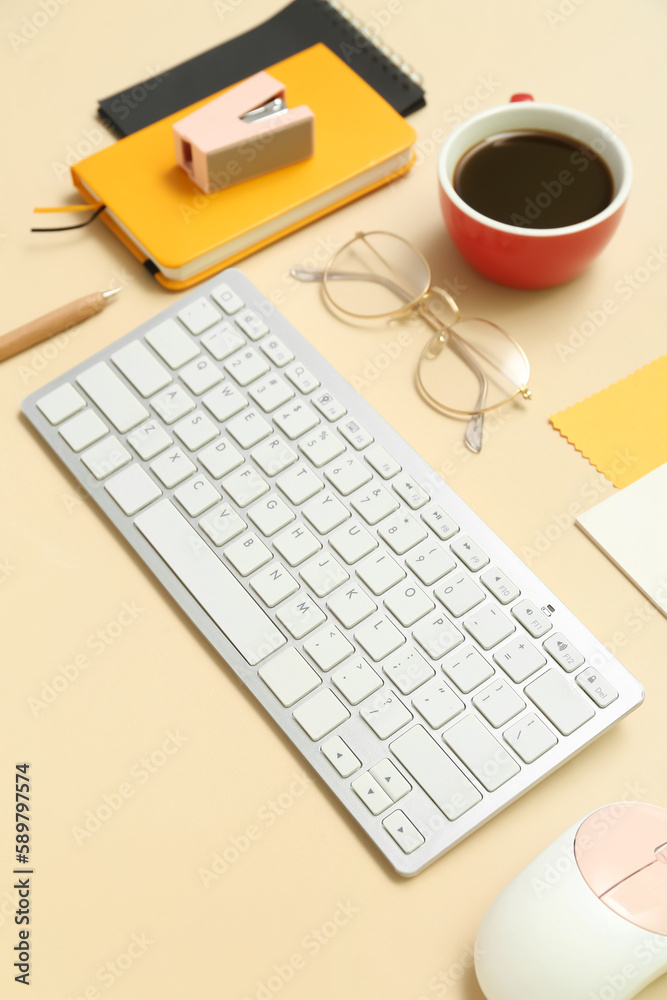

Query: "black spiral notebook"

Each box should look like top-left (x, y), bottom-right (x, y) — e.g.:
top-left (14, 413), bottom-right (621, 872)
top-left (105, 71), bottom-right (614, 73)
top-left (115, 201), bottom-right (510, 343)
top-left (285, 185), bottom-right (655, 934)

top-left (98, 0), bottom-right (425, 137)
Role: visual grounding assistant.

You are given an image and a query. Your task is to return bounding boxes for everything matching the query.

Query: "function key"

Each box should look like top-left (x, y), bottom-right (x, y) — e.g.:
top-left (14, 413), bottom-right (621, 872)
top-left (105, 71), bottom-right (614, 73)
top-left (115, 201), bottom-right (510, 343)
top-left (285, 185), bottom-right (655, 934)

top-left (421, 505), bottom-right (458, 540)
top-left (512, 599), bottom-right (552, 638)
top-left (235, 307), bottom-right (269, 341)
top-left (393, 477), bottom-right (430, 510)
top-left (480, 567), bottom-right (520, 605)
top-left (543, 632), bottom-right (585, 672)
top-left (312, 389), bottom-right (346, 421)
top-left (450, 535), bottom-right (489, 571)
top-left (339, 417), bottom-right (373, 450)
top-left (285, 362), bottom-right (320, 394)
top-left (365, 444), bottom-right (401, 480)
top-left (36, 383), bottom-right (85, 424)
top-left (177, 297), bottom-right (222, 335)
top-left (211, 282), bottom-right (244, 315)
top-left (260, 335), bottom-right (294, 367)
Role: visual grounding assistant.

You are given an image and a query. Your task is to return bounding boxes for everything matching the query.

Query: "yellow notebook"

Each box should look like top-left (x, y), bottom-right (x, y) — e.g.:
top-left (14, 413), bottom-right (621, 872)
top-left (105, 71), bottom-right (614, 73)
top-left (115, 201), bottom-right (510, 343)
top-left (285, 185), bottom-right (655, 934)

top-left (72, 44), bottom-right (417, 290)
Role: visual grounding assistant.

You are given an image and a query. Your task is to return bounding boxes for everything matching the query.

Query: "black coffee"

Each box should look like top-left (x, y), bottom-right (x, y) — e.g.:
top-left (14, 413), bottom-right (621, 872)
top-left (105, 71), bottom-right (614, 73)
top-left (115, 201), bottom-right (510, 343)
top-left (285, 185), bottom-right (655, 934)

top-left (453, 130), bottom-right (614, 229)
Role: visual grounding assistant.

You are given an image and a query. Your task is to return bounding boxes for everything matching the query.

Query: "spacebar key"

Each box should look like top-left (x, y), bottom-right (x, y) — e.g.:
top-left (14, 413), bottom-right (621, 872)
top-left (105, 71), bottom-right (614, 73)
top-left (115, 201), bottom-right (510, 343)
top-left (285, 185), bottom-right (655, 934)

top-left (135, 499), bottom-right (285, 666)
top-left (390, 724), bottom-right (482, 821)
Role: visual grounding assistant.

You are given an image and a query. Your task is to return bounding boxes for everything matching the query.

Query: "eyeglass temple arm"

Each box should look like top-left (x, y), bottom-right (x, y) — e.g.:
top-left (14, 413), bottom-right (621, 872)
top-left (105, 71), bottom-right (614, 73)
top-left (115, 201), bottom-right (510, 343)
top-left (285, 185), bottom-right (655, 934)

top-left (290, 266), bottom-right (414, 302)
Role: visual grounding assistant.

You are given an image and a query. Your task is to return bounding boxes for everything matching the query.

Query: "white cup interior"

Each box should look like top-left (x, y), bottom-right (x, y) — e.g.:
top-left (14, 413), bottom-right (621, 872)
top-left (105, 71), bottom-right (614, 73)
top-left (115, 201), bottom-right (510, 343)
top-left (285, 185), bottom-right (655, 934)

top-left (439, 102), bottom-right (632, 236)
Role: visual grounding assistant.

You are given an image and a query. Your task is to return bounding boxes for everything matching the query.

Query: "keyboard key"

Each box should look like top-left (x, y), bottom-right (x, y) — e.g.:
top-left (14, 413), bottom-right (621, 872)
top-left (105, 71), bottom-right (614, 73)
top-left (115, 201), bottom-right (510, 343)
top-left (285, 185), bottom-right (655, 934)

top-left (222, 467), bottom-right (269, 506)
top-left (365, 444), bottom-right (401, 480)
top-left (493, 636), bottom-right (546, 683)
top-left (339, 417), bottom-right (373, 450)
top-left (303, 625), bottom-right (354, 671)
top-left (390, 724), bottom-right (481, 820)
top-left (503, 713), bottom-right (558, 764)
top-left (77, 362), bottom-right (149, 432)
top-left (383, 647), bottom-right (435, 695)
top-left (273, 522), bottom-right (321, 566)
top-left (105, 464), bottom-right (161, 515)
top-left (327, 585), bottom-right (376, 628)
top-left (420, 505), bottom-right (458, 540)
top-left (299, 554), bottom-right (349, 598)
top-left (248, 374), bottom-right (294, 412)
top-left (525, 668), bottom-right (595, 736)
top-left (174, 475), bottom-right (220, 517)
top-left (576, 667), bottom-right (619, 708)
top-left (378, 512), bottom-right (427, 555)
top-left (285, 362), bottom-right (319, 394)
top-left (350, 484), bottom-right (399, 524)
top-left (354, 615), bottom-right (405, 661)
top-left (59, 410), bottom-right (108, 452)
top-left (472, 679), bottom-right (525, 728)
top-left (173, 411), bottom-right (219, 451)
top-left (224, 348), bottom-right (270, 386)
top-left (177, 297), bottom-right (221, 335)
top-left (202, 382), bottom-right (247, 421)
top-left (134, 499), bottom-right (284, 666)
top-left (332, 656), bottom-right (383, 705)
top-left (37, 383), bottom-right (85, 424)
top-left (361, 692), bottom-right (413, 739)
top-left (111, 341), bottom-right (172, 397)
top-left (329, 520), bottom-right (377, 564)
top-left (250, 564), bottom-right (299, 607)
top-left (259, 647), bottom-right (321, 707)
top-left (351, 772), bottom-right (392, 815)
top-left (450, 535), bottom-right (489, 571)
top-left (81, 436), bottom-right (131, 479)
top-left (303, 491), bottom-right (350, 534)
top-left (370, 759), bottom-right (411, 802)
top-left (412, 680), bottom-right (464, 729)
top-left (393, 476), bottom-right (430, 510)
top-left (211, 282), bottom-right (244, 315)
top-left (247, 494), bottom-right (294, 536)
top-left (127, 419), bottom-right (172, 460)
top-left (145, 319), bottom-right (200, 368)
top-left (273, 400), bottom-right (320, 439)
top-left (384, 582), bottom-right (434, 627)
top-left (321, 736), bottom-right (360, 777)
top-left (325, 457), bottom-right (372, 496)
top-left (260, 335), bottom-right (294, 367)
top-left (276, 594), bottom-right (326, 639)
top-left (293, 689), bottom-right (350, 740)
top-left (312, 389), bottom-right (347, 421)
top-left (198, 437), bottom-right (244, 479)
top-left (464, 605), bottom-right (515, 649)
top-left (356, 551), bottom-right (405, 596)
top-left (383, 810), bottom-right (424, 854)
top-left (277, 465), bottom-right (323, 505)
top-left (406, 541), bottom-right (456, 586)
top-left (235, 307), bottom-right (269, 341)
top-left (151, 385), bottom-right (195, 424)
top-left (224, 531), bottom-right (272, 576)
top-left (441, 645), bottom-right (494, 694)
top-left (198, 503), bottom-right (246, 546)
top-left (179, 357), bottom-right (223, 395)
top-left (435, 572), bottom-right (485, 618)
top-left (299, 428), bottom-right (346, 468)
top-left (412, 613), bottom-right (464, 660)
top-left (512, 599), bottom-right (553, 638)
top-left (201, 323), bottom-right (245, 360)
top-left (443, 716), bottom-right (520, 792)
top-left (151, 447), bottom-right (196, 488)
top-left (251, 437), bottom-right (298, 476)
top-left (543, 632), bottom-right (585, 672)
top-left (227, 408), bottom-right (272, 448)
top-left (480, 567), bottom-right (520, 605)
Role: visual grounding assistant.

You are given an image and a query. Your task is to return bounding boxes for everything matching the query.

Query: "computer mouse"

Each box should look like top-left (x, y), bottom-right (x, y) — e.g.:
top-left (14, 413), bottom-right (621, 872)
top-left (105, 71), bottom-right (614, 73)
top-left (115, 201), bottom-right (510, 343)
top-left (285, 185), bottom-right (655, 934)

top-left (475, 802), bottom-right (667, 1000)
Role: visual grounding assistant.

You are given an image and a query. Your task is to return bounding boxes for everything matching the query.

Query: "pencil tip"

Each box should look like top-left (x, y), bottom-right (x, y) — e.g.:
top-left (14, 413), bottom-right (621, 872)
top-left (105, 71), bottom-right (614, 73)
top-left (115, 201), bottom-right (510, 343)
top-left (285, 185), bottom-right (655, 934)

top-left (102, 287), bottom-right (122, 300)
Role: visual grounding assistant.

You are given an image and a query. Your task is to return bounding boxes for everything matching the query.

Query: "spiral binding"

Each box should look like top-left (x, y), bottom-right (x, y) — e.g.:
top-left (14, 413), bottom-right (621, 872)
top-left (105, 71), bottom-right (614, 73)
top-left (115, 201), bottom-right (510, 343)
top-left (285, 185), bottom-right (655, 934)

top-left (320, 0), bottom-right (423, 86)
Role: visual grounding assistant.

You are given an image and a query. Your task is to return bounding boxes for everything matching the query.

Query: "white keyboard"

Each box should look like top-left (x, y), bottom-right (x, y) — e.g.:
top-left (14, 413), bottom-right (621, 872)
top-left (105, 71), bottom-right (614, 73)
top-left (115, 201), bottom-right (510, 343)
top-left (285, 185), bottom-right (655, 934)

top-left (22, 269), bottom-right (644, 875)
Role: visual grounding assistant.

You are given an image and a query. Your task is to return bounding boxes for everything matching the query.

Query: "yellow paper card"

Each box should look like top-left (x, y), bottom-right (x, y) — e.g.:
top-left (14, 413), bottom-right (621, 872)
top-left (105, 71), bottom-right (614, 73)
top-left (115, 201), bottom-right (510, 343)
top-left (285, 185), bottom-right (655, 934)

top-left (550, 355), bottom-right (667, 489)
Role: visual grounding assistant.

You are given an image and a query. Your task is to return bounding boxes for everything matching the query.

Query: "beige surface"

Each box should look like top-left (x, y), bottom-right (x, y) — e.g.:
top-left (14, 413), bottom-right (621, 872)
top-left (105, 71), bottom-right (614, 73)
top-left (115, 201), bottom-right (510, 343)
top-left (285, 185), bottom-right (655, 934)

top-left (1, 1), bottom-right (666, 998)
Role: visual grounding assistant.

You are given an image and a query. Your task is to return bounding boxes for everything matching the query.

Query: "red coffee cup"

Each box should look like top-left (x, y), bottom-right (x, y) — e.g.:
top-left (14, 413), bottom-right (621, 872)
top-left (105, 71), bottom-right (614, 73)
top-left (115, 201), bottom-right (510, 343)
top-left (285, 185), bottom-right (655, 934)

top-left (437, 95), bottom-right (633, 289)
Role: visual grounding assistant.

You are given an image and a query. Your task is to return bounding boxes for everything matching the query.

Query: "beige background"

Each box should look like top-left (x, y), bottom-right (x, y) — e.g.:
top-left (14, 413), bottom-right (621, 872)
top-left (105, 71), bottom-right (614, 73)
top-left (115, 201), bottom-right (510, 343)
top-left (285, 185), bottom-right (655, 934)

top-left (1, 1), bottom-right (666, 998)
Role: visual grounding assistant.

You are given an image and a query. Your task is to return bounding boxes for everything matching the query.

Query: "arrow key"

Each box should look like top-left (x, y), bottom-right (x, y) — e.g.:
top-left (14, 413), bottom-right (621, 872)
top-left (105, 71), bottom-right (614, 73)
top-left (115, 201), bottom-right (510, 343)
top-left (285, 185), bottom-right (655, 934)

top-left (321, 736), bottom-right (361, 777)
top-left (351, 772), bottom-right (392, 815)
top-left (382, 810), bottom-right (425, 854)
top-left (370, 758), bottom-right (411, 802)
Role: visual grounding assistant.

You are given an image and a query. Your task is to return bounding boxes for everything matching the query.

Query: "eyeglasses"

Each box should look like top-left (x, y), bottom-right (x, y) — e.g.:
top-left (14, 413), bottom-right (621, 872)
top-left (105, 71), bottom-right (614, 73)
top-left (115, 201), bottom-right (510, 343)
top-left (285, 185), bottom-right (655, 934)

top-left (291, 231), bottom-right (531, 453)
